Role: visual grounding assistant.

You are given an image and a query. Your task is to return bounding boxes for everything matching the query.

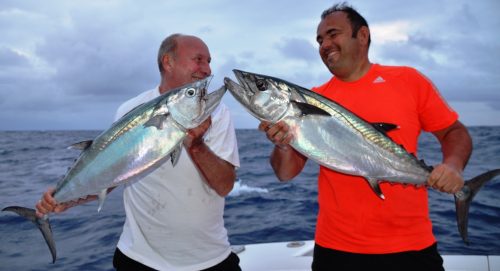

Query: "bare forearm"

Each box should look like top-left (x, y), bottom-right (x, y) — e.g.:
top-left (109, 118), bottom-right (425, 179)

top-left (36, 187), bottom-right (115, 218)
top-left (434, 121), bottom-right (472, 171)
top-left (270, 145), bottom-right (307, 181)
top-left (428, 121), bottom-right (472, 193)
top-left (187, 142), bottom-right (236, 196)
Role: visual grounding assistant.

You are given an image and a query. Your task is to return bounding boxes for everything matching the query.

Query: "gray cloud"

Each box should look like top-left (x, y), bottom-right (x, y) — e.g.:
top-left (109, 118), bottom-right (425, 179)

top-left (275, 37), bottom-right (318, 63)
top-left (1, 0), bottom-right (499, 129)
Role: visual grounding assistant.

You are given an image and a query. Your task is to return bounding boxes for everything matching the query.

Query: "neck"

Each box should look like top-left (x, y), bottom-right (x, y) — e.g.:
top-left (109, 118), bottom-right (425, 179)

top-left (158, 76), bottom-right (173, 95)
top-left (335, 58), bottom-right (371, 82)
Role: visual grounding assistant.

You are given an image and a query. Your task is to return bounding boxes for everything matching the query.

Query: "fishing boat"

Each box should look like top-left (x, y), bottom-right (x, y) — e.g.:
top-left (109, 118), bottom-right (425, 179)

top-left (234, 240), bottom-right (500, 271)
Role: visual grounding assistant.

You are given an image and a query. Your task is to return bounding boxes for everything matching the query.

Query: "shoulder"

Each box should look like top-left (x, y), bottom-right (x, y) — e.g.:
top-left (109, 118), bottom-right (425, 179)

top-left (374, 64), bottom-right (431, 87)
top-left (115, 88), bottom-right (159, 120)
top-left (374, 64), bottom-right (420, 78)
top-left (312, 77), bottom-right (335, 94)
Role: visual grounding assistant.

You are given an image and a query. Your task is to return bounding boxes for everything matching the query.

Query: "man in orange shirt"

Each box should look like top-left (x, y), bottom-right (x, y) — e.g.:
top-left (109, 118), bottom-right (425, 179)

top-left (259, 3), bottom-right (472, 271)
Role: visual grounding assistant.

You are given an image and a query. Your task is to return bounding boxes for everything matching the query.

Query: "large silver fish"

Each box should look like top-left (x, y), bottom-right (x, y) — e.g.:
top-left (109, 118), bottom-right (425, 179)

top-left (2, 78), bottom-right (226, 263)
top-left (224, 69), bottom-right (500, 244)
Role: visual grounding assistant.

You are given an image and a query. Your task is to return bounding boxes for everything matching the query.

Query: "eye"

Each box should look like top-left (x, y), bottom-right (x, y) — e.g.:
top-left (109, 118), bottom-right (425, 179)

top-left (186, 88), bottom-right (196, 97)
top-left (256, 79), bottom-right (267, 91)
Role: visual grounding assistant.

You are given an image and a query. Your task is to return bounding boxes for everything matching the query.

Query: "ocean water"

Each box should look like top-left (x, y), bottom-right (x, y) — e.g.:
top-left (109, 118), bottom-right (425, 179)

top-left (0, 127), bottom-right (499, 270)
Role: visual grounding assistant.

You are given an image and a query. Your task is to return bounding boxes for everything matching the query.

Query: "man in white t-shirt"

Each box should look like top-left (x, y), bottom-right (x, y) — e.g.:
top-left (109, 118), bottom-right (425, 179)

top-left (36, 33), bottom-right (241, 271)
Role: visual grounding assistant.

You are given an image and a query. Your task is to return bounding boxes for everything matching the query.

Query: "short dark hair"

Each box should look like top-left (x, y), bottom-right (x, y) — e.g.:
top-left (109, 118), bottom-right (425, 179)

top-left (321, 2), bottom-right (371, 47)
top-left (157, 33), bottom-right (182, 74)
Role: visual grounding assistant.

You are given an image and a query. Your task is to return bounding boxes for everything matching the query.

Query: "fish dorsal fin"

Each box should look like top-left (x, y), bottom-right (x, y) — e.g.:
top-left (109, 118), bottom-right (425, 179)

top-left (371, 123), bottom-right (398, 134)
top-left (170, 144), bottom-right (182, 167)
top-left (291, 101), bottom-right (331, 117)
top-left (418, 159), bottom-right (433, 171)
top-left (120, 103), bottom-right (145, 120)
top-left (68, 140), bottom-right (93, 151)
top-left (409, 153), bottom-right (433, 172)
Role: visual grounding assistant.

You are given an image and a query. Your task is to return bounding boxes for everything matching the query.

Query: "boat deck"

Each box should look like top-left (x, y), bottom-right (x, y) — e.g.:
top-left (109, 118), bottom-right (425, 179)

top-left (234, 240), bottom-right (500, 271)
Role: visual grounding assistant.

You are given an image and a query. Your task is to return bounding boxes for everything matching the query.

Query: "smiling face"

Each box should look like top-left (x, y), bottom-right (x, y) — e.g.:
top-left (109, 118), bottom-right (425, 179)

top-left (316, 11), bottom-right (369, 81)
top-left (160, 35), bottom-right (212, 93)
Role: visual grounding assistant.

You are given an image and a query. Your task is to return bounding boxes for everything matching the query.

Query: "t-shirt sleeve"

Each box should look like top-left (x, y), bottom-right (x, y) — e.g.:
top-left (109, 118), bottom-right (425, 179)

top-left (204, 103), bottom-right (240, 168)
top-left (412, 69), bottom-right (459, 132)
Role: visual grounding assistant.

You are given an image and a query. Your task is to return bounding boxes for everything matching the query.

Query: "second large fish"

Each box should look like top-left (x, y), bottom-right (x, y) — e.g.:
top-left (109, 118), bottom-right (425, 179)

top-left (224, 69), bottom-right (500, 244)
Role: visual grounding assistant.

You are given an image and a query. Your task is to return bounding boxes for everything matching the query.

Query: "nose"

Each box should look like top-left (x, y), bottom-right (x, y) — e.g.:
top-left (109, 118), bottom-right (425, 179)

top-left (200, 61), bottom-right (211, 77)
top-left (319, 38), bottom-right (332, 54)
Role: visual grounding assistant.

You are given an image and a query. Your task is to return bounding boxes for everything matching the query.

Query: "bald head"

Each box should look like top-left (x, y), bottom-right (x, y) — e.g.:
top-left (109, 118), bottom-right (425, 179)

top-left (157, 34), bottom-right (207, 74)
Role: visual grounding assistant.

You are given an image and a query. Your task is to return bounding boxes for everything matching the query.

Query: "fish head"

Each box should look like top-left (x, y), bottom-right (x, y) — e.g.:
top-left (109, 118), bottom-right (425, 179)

top-left (224, 69), bottom-right (291, 122)
top-left (166, 77), bottom-right (225, 129)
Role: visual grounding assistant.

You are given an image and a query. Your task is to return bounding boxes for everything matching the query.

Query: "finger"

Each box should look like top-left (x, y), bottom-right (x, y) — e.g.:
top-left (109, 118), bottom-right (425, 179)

top-left (42, 189), bottom-right (57, 205)
top-left (281, 132), bottom-right (293, 145)
top-left (36, 200), bottom-right (51, 215)
top-left (35, 209), bottom-right (47, 218)
top-left (427, 166), bottom-right (444, 187)
top-left (270, 129), bottom-right (285, 143)
top-left (200, 117), bottom-right (211, 131)
top-left (269, 122), bottom-right (287, 135)
top-left (39, 200), bottom-right (55, 213)
top-left (258, 122), bottom-right (269, 132)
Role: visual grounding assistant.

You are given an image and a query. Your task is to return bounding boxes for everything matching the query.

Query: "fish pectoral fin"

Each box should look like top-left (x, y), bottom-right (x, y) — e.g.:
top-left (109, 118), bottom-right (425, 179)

top-left (144, 114), bottom-right (169, 130)
top-left (366, 178), bottom-right (385, 200)
top-left (170, 144), bottom-right (182, 167)
top-left (371, 123), bottom-right (398, 134)
top-left (68, 140), bottom-right (93, 151)
top-left (291, 101), bottom-right (331, 117)
top-left (96, 189), bottom-right (108, 212)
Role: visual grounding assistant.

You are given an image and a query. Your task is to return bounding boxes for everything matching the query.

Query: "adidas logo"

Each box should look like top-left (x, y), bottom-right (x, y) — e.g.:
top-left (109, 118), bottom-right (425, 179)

top-left (373, 76), bottom-right (385, 83)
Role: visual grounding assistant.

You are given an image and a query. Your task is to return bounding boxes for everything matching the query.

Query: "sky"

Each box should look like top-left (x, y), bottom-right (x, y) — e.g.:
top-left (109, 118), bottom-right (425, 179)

top-left (1, 0), bottom-right (499, 130)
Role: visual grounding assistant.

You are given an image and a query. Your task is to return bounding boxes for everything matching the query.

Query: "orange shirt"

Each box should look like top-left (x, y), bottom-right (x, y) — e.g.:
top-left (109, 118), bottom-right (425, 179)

top-left (312, 64), bottom-right (458, 253)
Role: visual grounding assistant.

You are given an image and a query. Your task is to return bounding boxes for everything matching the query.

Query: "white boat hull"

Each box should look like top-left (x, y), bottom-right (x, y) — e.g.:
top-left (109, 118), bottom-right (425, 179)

top-left (235, 240), bottom-right (500, 271)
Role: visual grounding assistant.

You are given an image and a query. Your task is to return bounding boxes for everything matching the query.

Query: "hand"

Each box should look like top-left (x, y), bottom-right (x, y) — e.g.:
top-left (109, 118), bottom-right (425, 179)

top-left (184, 117), bottom-right (211, 149)
top-left (427, 164), bottom-right (464, 194)
top-left (35, 187), bottom-right (97, 218)
top-left (258, 121), bottom-right (293, 150)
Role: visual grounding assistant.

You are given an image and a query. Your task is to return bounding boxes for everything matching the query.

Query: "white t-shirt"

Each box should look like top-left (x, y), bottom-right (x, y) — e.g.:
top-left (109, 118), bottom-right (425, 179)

top-left (114, 87), bottom-right (240, 271)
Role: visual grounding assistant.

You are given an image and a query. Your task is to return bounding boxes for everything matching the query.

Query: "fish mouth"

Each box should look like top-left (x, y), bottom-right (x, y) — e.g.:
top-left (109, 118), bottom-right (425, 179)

top-left (225, 69), bottom-right (273, 103)
top-left (224, 76), bottom-right (253, 108)
top-left (232, 69), bottom-right (262, 95)
top-left (193, 84), bottom-right (226, 124)
top-left (225, 70), bottom-right (291, 123)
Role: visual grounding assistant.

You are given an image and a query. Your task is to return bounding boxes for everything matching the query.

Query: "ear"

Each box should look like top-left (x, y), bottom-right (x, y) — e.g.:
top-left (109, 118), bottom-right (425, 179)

top-left (161, 53), bottom-right (174, 72)
top-left (357, 26), bottom-right (370, 46)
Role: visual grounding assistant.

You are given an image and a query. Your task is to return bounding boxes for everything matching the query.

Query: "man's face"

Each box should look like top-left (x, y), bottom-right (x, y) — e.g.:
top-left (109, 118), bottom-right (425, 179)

top-left (166, 36), bottom-right (212, 89)
top-left (316, 12), bottom-right (362, 76)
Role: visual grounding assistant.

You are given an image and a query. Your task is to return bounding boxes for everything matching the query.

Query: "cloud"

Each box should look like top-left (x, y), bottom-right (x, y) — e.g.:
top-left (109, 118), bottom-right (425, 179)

top-left (1, 0), bottom-right (499, 130)
top-left (275, 37), bottom-right (317, 63)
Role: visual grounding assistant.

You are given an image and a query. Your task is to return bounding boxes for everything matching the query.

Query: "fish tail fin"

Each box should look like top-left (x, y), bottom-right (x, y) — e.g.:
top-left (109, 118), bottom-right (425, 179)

top-left (455, 168), bottom-right (500, 245)
top-left (2, 206), bottom-right (57, 263)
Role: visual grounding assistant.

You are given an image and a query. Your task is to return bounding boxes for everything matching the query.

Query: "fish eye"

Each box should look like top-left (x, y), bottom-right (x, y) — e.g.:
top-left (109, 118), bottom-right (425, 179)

top-left (186, 88), bottom-right (196, 97)
top-left (256, 79), bottom-right (267, 91)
